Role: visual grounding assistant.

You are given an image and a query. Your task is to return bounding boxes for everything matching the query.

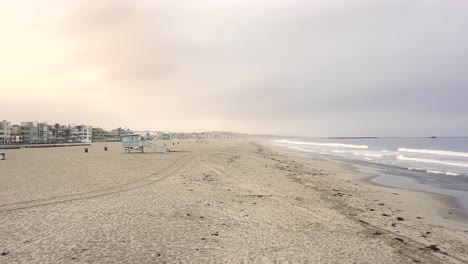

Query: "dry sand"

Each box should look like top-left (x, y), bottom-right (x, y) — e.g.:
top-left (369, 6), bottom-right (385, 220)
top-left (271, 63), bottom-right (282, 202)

top-left (0, 139), bottom-right (467, 263)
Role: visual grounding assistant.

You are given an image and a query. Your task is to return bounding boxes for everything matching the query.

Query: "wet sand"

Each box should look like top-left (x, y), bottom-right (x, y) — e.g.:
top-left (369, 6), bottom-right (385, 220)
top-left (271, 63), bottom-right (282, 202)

top-left (0, 139), bottom-right (467, 263)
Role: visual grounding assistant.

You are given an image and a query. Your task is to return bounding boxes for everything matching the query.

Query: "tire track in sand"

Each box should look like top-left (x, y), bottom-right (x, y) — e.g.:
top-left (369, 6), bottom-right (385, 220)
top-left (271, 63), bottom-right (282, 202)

top-left (0, 153), bottom-right (198, 213)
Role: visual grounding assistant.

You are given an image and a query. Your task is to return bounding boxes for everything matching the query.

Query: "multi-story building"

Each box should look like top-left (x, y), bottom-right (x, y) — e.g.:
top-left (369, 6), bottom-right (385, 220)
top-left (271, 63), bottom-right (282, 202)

top-left (10, 125), bottom-right (22, 143)
top-left (0, 120), bottom-right (12, 144)
top-left (16, 121), bottom-right (48, 143)
top-left (37, 122), bottom-right (49, 143)
top-left (68, 126), bottom-right (79, 142)
top-left (75, 125), bottom-right (92, 143)
top-left (105, 127), bottom-right (133, 141)
top-left (47, 124), bottom-right (67, 143)
top-left (20, 122), bottom-right (39, 143)
top-left (92, 127), bottom-right (108, 142)
top-left (47, 125), bottom-right (55, 142)
top-left (63, 124), bottom-right (88, 143)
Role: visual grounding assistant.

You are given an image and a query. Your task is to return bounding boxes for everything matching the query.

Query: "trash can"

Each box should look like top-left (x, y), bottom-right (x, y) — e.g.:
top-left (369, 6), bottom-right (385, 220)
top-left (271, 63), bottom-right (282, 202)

top-left (84, 148), bottom-right (88, 153)
top-left (0, 153), bottom-right (5, 160)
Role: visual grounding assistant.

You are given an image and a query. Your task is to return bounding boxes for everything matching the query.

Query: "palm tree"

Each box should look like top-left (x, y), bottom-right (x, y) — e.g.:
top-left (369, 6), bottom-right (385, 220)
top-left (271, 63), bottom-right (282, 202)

top-left (64, 128), bottom-right (71, 142)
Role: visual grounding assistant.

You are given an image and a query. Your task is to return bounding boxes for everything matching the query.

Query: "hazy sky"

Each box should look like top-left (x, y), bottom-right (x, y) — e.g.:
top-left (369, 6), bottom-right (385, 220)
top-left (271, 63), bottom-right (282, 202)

top-left (1, 0), bottom-right (467, 136)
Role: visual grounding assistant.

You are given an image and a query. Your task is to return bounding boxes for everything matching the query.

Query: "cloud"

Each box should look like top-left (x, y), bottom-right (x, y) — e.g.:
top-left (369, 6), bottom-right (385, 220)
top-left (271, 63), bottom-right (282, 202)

top-left (1, 0), bottom-right (467, 136)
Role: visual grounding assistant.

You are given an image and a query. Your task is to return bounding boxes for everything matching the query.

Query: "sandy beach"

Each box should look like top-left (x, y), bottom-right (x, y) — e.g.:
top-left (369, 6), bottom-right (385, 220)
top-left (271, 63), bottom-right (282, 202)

top-left (1, 139), bottom-right (467, 263)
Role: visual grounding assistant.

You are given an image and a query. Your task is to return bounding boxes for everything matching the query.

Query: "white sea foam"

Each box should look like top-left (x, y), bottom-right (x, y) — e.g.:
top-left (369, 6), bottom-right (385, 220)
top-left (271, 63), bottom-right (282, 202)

top-left (353, 152), bottom-right (384, 158)
top-left (288, 146), bottom-right (318, 153)
top-left (276, 140), bottom-right (368, 149)
top-left (398, 148), bottom-right (468, 158)
top-left (331, 150), bottom-right (346, 153)
top-left (408, 168), bottom-right (460, 176)
top-left (426, 170), bottom-right (459, 176)
top-left (397, 155), bottom-right (468, 168)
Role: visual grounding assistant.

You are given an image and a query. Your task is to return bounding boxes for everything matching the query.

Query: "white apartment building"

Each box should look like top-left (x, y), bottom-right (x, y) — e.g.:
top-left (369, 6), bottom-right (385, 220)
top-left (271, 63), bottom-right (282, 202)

top-left (72, 124), bottom-right (93, 143)
top-left (0, 120), bottom-right (12, 144)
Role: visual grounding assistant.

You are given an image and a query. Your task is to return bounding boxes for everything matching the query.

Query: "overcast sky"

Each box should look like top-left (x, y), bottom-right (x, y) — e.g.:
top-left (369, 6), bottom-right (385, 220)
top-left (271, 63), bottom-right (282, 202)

top-left (1, 0), bottom-right (467, 136)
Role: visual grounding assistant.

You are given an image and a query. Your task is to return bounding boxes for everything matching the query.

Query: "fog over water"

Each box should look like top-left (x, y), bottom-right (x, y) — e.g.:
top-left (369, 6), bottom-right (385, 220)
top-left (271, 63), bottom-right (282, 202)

top-left (1, 0), bottom-right (467, 136)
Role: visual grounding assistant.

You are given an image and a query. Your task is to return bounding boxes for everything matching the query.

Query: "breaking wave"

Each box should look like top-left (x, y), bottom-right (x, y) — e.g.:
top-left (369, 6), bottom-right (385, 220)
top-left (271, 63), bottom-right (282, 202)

top-left (397, 155), bottom-right (468, 168)
top-left (398, 148), bottom-right (468, 158)
top-left (288, 146), bottom-right (315, 153)
top-left (408, 168), bottom-right (460, 176)
top-left (353, 152), bottom-right (384, 158)
top-left (426, 170), bottom-right (460, 176)
top-left (276, 140), bottom-right (368, 149)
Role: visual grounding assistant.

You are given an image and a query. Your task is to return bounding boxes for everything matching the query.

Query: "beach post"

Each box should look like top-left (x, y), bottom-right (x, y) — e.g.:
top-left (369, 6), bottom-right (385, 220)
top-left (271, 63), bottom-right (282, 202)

top-left (0, 153), bottom-right (5, 160)
top-left (84, 148), bottom-right (88, 153)
top-left (104, 146), bottom-right (107, 151)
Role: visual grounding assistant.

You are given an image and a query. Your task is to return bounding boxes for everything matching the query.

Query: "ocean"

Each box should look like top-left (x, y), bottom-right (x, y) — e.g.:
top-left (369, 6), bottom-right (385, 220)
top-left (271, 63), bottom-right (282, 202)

top-left (272, 137), bottom-right (468, 215)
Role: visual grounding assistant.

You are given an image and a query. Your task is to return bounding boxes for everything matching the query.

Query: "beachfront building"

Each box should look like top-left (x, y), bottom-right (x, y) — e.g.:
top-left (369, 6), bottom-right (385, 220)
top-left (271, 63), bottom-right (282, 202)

top-left (0, 120), bottom-right (12, 144)
top-left (162, 133), bottom-right (172, 140)
top-left (154, 131), bottom-right (164, 140)
top-left (134, 131), bottom-right (156, 141)
top-left (105, 127), bottom-right (134, 142)
top-left (66, 124), bottom-right (92, 143)
top-left (92, 127), bottom-right (108, 142)
top-left (10, 125), bottom-right (22, 143)
top-left (76, 125), bottom-right (92, 143)
top-left (20, 122), bottom-right (39, 143)
top-left (37, 122), bottom-right (49, 143)
top-left (47, 124), bottom-right (77, 143)
top-left (15, 121), bottom-right (49, 143)
top-left (47, 124), bottom-right (68, 143)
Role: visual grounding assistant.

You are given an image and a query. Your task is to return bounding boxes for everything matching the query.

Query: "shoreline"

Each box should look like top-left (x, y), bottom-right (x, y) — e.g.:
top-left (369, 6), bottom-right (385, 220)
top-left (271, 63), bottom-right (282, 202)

top-left (330, 158), bottom-right (468, 222)
top-left (352, 164), bottom-right (468, 223)
top-left (260, 140), bottom-right (468, 262)
top-left (268, 141), bottom-right (468, 220)
top-left (363, 172), bottom-right (468, 222)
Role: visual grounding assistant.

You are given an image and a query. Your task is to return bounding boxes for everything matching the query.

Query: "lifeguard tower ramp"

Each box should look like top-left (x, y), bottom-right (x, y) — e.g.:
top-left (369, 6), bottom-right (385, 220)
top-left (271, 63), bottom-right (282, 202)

top-left (142, 141), bottom-right (170, 153)
top-left (121, 134), bottom-right (170, 153)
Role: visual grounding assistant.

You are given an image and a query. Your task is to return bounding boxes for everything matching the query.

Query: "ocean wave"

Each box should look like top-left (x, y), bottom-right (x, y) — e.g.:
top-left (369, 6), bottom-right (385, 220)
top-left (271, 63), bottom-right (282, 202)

top-left (397, 155), bottom-right (468, 168)
top-left (408, 168), bottom-right (460, 176)
top-left (288, 146), bottom-right (316, 153)
top-left (275, 140), bottom-right (368, 149)
top-left (398, 148), bottom-right (468, 158)
top-left (353, 152), bottom-right (384, 158)
top-left (408, 167), bottom-right (425, 172)
top-left (331, 150), bottom-right (346, 153)
top-left (426, 170), bottom-right (460, 176)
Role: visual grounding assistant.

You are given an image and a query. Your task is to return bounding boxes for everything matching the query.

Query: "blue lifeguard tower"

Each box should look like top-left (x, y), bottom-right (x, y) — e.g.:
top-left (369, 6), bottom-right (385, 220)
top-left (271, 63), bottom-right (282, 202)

top-left (121, 134), bottom-right (143, 153)
top-left (121, 134), bottom-right (170, 153)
